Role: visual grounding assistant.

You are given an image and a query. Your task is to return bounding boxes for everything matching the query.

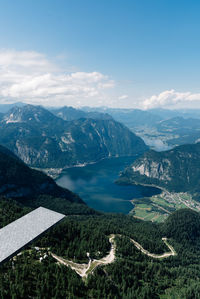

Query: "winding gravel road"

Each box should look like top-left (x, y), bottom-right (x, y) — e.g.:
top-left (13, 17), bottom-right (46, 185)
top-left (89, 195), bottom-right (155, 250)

top-left (51, 234), bottom-right (176, 279)
top-left (130, 236), bottom-right (176, 258)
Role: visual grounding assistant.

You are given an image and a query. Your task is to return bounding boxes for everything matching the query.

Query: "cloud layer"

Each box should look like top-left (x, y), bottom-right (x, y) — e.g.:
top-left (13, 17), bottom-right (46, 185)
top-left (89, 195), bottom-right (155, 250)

top-left (0, 50), bottom-right (114, 107)
top-left (143, 89), bottom-right (200, 110)
top-left (1, 50), bottom-right (200, 110)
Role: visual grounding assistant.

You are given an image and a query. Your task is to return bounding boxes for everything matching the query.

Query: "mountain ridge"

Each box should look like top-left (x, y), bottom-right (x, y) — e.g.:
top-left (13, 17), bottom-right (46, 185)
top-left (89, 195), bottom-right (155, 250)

top-left (118, 142), bottom-right (200, 196)
top-left (50, 106), bottom-right (113, 121)
top-left (0, 104), bottom-right (148, 168)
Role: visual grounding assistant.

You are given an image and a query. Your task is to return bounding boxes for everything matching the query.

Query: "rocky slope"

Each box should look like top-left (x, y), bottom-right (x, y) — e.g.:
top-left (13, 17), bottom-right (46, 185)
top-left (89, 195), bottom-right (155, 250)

top-left (0, 105), bottom-right (148, 168)
top-left (118, 142), bottom-right (200, 194)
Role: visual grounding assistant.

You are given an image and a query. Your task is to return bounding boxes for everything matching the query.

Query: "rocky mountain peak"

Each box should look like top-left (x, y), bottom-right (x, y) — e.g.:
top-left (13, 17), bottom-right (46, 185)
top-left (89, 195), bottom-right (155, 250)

top-left (2, 104), bottom-right (59, 124)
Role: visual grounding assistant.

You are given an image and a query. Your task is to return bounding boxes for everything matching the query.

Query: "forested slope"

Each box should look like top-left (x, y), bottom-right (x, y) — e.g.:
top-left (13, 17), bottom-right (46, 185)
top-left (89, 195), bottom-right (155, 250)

top-left (0, 198), bottom-right (199, 298)
top-left (0, 144), bottom-right (95, 215)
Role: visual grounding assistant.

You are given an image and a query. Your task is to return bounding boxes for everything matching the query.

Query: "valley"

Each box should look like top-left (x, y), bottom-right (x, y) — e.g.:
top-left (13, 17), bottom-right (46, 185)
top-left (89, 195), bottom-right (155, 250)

top-left (117, 142), bottom-right (200, 222)
top-left (86, 107), bottom-right (200, 150)
top-left (1, 104), bottom-right (200, 297)
top-left (130, 191), bottom-right (200, 222)
top-left (2, 2), bottom-right (200, 297)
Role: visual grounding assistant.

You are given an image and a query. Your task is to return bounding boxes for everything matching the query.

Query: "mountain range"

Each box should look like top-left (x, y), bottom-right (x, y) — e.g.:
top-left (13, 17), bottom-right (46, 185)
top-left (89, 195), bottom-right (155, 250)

top-left (155, 116), bottom-right (200, 145)
top-left (1, 104), bottom-right (200, 298)
top-left (83, 106), bottom-right (200, 149)
top-left (0, 104), bottom-right (148, 169)
top-left (3, 104), bottom-right (200, 150)
top-left (82, 106), bottom-right (163, 128)
top-left (51, 106), bottom-right (112, 121)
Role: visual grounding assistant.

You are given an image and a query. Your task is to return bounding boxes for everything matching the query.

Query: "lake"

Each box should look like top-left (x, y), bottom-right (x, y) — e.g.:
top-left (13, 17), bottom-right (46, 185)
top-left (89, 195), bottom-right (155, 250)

top-left (56, 156), bottom-right (161, 214)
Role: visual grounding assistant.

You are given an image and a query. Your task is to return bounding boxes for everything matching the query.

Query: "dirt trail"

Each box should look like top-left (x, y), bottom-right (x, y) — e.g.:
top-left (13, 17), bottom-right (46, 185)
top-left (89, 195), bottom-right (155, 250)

top-left (130, 237), bottom-right (176, 258)
top-left (51, 234), bottom-right (116, 279)
top-left (51, 253), bottom-right (90, 277)
top-left (50, 234), bottom-right (176, 279)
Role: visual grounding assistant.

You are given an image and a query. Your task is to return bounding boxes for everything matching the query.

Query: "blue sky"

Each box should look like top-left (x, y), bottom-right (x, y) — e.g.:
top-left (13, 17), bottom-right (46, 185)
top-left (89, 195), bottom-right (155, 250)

top-left (0, 0), bottom-right (200, 109)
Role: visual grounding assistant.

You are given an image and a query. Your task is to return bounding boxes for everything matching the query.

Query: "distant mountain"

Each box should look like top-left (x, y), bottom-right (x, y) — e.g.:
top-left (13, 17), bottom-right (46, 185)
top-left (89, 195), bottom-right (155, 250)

top-left (118, 143), bottom-right (200, 194)
top-left (51, 106), bottom-right (112, 121)
top-left (82, 107), bottom-right (200, 149)
top-left (82, 107), bottom-right (162, 128)
top-left (0, 105), bottom-right (148, 168)
top-left (158, 116), bottom-right (200, 131)
top-left (156, 116), bottom-right (200, 146)
top-left (2, 104), bottom-right (63, 127)
top-left (150, 108), bottom-right (200, 119)
top-left (0, 102), bottom-right (26, 113)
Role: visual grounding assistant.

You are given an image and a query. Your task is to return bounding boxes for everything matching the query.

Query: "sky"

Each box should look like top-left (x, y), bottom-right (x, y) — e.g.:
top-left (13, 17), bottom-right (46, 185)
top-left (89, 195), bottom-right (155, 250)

top-left (0, 0), bottom-right (200, 109)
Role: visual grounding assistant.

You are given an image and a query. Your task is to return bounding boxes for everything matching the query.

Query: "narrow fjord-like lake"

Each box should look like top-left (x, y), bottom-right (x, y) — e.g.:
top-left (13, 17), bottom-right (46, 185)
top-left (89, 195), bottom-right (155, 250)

top-left (56, 156), bottom-right (160, 214)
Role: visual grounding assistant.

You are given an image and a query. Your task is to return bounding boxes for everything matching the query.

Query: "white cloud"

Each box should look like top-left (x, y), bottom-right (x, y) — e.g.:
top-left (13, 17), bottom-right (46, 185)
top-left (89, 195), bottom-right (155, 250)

top-left (0, 50), bottom-right (57, 72)
top-left (143, 89), bottom-right (200, 109)
top-left (0, 49), bottom-right (115, 107)
top-left (3, 50), bottom-right (200, 110)
top-left (118, 94), bottom-right (128, 100)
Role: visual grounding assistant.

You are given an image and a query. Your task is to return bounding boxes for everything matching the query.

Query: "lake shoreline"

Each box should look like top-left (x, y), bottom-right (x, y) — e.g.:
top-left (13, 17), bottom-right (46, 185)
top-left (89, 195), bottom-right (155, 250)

top-left (34, 155), bottom-right (141, 180)
top-left (56, 156), bottom-right (161, 214)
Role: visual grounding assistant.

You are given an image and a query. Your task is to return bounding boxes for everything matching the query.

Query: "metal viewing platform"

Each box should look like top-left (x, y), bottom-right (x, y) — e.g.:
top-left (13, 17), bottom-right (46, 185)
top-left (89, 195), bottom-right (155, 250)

top-left (0, 207), bottom-right (65, 263)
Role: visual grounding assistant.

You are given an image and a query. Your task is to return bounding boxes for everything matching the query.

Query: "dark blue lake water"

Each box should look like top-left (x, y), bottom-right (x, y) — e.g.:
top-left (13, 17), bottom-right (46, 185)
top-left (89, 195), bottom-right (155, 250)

top-left (56, 156), bottom-right (160, 214)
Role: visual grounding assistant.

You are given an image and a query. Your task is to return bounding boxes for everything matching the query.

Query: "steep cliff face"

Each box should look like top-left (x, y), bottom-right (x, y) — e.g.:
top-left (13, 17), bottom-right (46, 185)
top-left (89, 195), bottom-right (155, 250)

top-left (0, 105), bottom-right (148, 168)
top-left (119, 143), bottom-right (200, 193)
top-left (132, 158), bottom-right (172, 181)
